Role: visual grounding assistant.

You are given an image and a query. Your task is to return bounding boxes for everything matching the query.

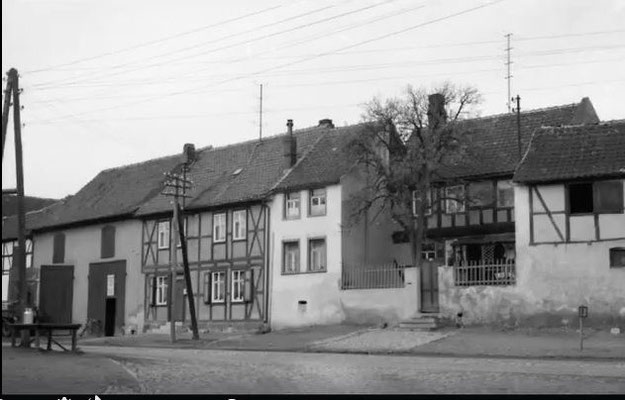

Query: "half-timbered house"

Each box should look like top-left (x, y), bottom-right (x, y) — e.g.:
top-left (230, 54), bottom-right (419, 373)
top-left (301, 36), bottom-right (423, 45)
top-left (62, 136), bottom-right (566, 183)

top-left (392, 98), bottom-right (601, 320)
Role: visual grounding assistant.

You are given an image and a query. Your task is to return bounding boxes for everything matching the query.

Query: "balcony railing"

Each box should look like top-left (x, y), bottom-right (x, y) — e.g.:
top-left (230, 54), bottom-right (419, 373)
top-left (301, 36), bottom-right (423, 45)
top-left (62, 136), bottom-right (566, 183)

top-left (341, 263), bottom-right (407, 290)
top-left (454, 259), bottom-right (516, 286)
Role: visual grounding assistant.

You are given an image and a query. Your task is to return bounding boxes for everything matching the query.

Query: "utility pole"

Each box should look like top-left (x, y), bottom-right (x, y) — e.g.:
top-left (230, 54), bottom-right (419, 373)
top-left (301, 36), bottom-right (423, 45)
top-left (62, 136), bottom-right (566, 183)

top-left (513, 95), bottom-right (522, 160)
top-left (505, 33), bottom-right (513, 113)
top-left (161, 171), bottom-right (199, 341)
top-left (259, 84), bottom-right (263, 141)
top-left (2, 74), bottom-right (14, 161)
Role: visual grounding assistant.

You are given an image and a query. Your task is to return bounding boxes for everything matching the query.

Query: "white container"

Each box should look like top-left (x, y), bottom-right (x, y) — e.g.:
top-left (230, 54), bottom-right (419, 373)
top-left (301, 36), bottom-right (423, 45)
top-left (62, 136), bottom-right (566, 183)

top-left (23, 308), bottom-right (34, 324)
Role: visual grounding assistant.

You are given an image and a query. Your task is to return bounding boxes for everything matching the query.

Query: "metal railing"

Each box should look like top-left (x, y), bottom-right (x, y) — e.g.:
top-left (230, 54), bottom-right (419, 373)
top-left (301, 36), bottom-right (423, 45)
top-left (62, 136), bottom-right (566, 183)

top-left (341, 263), bottom-right (407, 290)
top-left (453, 259), bottom-right (516, 286)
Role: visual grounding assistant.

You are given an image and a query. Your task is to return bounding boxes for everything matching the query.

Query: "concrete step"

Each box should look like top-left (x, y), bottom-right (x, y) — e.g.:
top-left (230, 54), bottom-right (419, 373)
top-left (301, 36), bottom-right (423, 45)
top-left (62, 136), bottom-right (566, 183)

top-left (398, 313), bottom-right (440, 331)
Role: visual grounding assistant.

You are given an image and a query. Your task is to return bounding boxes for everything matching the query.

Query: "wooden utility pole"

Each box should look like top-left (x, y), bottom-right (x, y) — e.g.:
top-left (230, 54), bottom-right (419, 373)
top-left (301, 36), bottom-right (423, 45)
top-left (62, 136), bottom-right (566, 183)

top-left (2, 73), bottom-right (14, 161)
top-left (505, 33), bottom-right (513, 113)
top-left (161, 171), bottom-right (199, 341)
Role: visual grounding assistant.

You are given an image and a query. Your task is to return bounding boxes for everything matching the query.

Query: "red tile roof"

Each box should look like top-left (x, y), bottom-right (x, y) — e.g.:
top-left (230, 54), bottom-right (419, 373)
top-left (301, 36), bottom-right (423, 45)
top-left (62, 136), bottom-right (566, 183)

top-left (513, 120), bottom-right (625, 183)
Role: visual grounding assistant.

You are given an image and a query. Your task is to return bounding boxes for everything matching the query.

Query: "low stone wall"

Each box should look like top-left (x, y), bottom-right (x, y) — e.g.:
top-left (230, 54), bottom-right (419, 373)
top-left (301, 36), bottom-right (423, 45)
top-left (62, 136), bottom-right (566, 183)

top-left (338, 267), bottom-right (419, 326)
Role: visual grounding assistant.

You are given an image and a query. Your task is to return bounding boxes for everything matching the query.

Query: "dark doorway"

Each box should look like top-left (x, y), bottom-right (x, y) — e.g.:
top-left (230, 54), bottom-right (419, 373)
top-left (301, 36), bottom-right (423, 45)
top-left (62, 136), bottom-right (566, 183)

top-left (173, 275), bottom-right (186, 322)
top-left (88, 261), bottom-right (126, 336)
top-left (39, 265), bottom-right (74, 323)
top-left (104, 298), bottom-right (116, 336)
top-left (420, 260), bottom-right (439, 313)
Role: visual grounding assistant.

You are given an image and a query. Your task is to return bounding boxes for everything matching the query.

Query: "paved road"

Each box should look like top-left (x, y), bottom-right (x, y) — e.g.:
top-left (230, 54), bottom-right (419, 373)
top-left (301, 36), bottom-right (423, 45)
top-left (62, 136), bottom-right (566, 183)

top-left (83, 346), bottom-right (625, 394)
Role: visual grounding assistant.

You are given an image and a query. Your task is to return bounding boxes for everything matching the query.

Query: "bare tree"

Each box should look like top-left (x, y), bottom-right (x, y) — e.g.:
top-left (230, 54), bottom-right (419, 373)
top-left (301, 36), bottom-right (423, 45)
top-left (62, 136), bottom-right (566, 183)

top-left (347, 82), bottom-right (482, 285)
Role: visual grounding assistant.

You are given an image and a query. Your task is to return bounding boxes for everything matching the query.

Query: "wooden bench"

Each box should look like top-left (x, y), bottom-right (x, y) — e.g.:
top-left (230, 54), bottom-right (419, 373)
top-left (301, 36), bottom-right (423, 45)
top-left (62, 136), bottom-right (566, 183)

top-left (9, 323), bottom-right (82, 352)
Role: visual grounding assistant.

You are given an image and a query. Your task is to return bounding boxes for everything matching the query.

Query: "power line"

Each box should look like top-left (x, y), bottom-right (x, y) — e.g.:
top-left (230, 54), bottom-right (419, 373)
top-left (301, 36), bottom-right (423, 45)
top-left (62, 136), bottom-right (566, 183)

top-left (24, 0), bottom-right (512, 121)
top-left (23, 4), bottom-right (286, 74)
top-left (30, 0), bottom-right (395, 89)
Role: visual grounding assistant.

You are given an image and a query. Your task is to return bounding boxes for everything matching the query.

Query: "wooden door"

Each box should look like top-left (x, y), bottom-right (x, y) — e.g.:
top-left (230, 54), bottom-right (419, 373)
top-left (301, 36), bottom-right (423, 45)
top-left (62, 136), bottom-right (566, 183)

top-left (173, 275), bottom-right (185, 322)
top-left (420, 260), bottom-right (439, 313)
top-left (39, 265), bottom-right (74, 323)
top-left (88, 261), bottom-right (126, 334)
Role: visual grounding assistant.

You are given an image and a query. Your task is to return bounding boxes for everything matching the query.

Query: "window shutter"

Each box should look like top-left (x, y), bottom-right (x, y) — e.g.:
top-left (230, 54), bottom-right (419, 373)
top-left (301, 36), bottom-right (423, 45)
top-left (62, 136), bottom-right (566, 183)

top-left (244, 269), bottom-right (253, 303)
top-left (101, 226), bottom-right (116, 259)
top-left (150, 276), bottom-right (156, 306)
top-left (595, 180), bottom-right (624, 213)
top-left (204, 273), bottom-right (212, 304)
top-left (53, 233), bottom-right (65, 264)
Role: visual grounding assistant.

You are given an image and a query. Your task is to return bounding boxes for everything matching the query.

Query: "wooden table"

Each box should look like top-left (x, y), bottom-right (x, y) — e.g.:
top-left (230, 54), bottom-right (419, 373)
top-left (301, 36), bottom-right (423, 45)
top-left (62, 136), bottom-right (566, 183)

top-left (9, 323), bottom-right (82, 352)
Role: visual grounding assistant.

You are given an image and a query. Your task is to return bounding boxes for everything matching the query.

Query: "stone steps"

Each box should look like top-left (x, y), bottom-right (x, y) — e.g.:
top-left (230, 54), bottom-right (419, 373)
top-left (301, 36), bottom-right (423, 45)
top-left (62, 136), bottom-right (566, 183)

top-left (398, 314), bottom-right (440, 331)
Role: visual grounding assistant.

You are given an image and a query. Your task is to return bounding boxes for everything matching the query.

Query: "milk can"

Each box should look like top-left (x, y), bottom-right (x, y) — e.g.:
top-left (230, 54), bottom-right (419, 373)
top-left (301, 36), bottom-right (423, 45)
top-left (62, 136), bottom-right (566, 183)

top-left (23, 308), bottom-right (34, 324)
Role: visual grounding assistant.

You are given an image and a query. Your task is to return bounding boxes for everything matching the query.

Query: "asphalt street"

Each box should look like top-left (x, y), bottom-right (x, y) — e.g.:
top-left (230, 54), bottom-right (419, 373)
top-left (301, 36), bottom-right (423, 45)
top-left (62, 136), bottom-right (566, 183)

top-left (82, 345), bottom-right (625, 394)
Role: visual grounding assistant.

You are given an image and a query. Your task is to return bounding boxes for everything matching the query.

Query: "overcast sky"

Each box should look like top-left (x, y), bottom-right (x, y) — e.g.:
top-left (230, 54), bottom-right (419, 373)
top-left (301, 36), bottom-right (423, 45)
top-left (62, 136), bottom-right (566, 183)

top-left (2, 0), bottom-right (624, 199)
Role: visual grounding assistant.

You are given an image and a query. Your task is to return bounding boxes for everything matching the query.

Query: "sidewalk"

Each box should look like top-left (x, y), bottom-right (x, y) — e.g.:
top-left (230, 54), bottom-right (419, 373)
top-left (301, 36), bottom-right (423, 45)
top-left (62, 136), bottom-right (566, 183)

top-left (75, 324), bottom-right (625, 361)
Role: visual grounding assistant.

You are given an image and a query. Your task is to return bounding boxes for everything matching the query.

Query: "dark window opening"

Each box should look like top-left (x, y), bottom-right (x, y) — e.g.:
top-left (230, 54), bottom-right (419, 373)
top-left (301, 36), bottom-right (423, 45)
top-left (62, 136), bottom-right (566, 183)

top-left (610, 248), bottom-right (625, 268)
top-left (101, 226), bottom-right (116, 259)
top-left (569, 183), bottom-right (594, 214)
top-left (52, 233), bottom-right (65, 264)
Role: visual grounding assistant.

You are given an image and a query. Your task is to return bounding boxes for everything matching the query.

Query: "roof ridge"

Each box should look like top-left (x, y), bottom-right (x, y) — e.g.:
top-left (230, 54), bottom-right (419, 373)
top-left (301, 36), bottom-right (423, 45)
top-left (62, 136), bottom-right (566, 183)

top-left (464, 101), bottom-right (580, 122)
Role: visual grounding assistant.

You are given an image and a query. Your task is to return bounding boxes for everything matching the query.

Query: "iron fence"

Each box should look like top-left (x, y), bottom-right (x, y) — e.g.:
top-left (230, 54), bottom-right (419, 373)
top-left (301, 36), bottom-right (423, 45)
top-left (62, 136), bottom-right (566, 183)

top-left (454, 259), bottom-right (516, 286)
top-left (341, 263), bottom-right (407, 290)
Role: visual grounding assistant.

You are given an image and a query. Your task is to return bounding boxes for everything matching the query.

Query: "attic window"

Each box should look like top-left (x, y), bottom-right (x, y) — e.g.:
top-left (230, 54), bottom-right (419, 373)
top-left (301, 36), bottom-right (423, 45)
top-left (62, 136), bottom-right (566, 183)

top-left (233, 168), bottom-right (243, 176)
top-left (568, 180), bottom-right (624, 215)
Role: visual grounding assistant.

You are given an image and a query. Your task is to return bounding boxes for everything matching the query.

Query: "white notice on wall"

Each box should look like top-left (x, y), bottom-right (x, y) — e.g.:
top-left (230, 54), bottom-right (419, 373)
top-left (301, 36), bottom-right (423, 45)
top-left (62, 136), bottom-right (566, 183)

top-left (107, 274), bottom-right (115, 297)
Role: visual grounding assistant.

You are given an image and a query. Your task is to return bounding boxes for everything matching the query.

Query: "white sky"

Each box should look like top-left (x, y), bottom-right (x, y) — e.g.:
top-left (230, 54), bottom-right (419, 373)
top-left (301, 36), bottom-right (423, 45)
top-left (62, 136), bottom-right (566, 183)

top-left (2, 0), bottom-right (624, 199)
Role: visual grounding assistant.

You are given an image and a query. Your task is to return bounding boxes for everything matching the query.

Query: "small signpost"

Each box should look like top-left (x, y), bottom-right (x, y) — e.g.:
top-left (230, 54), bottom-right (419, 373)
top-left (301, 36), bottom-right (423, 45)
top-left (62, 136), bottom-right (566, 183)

top-left (578, 305), bottom-right (588, 351)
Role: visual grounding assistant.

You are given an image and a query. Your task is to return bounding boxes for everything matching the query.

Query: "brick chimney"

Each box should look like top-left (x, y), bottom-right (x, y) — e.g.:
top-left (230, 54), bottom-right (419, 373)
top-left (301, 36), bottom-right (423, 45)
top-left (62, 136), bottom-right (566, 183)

top-left (427, 93), bottom-right (447, 130)
top-left (183, 143), bottom-right (196, 164)
top-left (283, 119), bottom-right (297, 168)
top-left (318, 118), bottom-right (334, 128)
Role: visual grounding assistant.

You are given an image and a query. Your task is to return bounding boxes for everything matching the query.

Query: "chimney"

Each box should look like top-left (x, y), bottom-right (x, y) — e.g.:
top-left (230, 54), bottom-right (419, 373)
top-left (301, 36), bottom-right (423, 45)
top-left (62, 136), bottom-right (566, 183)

top-left (183, 143), bottom-right (196, 164)
top-left (427, 93), bottom-right (447, 130)
top-left (283, 119), bottom-right (297, 168)
top-left (318, 118), bottom-right (334, 128)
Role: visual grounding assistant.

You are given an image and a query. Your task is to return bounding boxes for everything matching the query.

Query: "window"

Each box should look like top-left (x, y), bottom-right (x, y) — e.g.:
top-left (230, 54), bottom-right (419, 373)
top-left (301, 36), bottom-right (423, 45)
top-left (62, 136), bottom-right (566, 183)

top-left (53, 233), bottom-right (65, 263)
top-left (467, 181), bottom-right (494, 208)
top-left (25, 239), bottom-right (32, 269)
top-left (595, 180), bottom-right (624, 213)
top-left (569, 183), bottom-right (593, 214)
top-left (155, 276), bottom-right (168, 306)
top-left (308, 238), bottom-right (326, 272)
top-left (231, 270), bottom-right (244, 302)
top-left (422, 243), bottom-right (436, 261)
top-left (233, 210), bottom-right (247, 240)
top-left (2, 241), bottom-right (14, 272)
top-left (497, 180), bottom-right (514, 208)
top-left (101, 225), bottom-right (116, 259)
top-left (412, 189), bottom-right (433, 216)
top-left (283, 241), bottom-right (300, 273)
top-left (213, 213), bottom-right (226, 243)
top-left (157, 221), bottom-right (170, 249)
top-left (445, 185), bottom-right (465, 214)
top-left (211, 271), bottom-right (226, 303)
top-left (310, 188), bottom-right (327, 216)
top-left (569, 181), bottom-right (624, 215)
top-left (610, 248), bottom-right (625, 268)
top-left (285, 192), bottom-right (301, 219)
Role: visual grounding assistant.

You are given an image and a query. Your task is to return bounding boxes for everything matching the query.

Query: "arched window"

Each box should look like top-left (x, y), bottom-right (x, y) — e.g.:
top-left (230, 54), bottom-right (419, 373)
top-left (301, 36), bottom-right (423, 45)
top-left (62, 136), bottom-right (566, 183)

top-left (101, 225), bottom-right (116, 259)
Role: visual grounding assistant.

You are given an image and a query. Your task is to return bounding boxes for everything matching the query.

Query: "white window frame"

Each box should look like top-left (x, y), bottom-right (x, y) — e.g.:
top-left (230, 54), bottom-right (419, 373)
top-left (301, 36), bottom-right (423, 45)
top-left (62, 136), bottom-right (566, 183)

top-left (157, 221), bottom-right (170, 250)
top-left (445, 185), bottom-right (465, 214)
top-left (2, 241), bottom-right (14, 272)
top-left (308, 238), bottom-right (327, 272)
top-left (211, 271), bottom-right (226, 303)
top-left (309, 188), bottom-right (327, 216)
top-left (283, 241), bottom-right (300, 273)
top-left (285, 192), bottom-right (301, 219)
top-left (155, 275), bottom-right (168, 306)
top-left (231, 270), bottom-right (244, 302)
top-left (213, 213), bottom-right (226, 243)
top-left (232, 210), bottom-right (247, 241)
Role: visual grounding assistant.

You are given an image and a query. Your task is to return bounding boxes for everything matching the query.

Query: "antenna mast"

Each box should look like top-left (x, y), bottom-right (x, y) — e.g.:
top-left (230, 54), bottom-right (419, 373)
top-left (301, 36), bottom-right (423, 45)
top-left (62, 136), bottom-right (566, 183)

top-left (259, 84), bottom-right (263, 141)
top-left (505, 33), bottom-right (513, 113)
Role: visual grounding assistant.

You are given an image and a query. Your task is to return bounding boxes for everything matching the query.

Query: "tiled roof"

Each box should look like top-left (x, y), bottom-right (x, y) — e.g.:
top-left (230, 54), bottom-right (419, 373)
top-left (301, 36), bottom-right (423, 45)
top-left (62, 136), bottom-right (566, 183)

top-left (135, 127), bottom-right (324, 215)
top-left (273, 123), bottom-right (372, 191)
top-left (2, 195), bottom-right (58, 218)
top-left (435, 98), bottom-right (599, 180)
top-left (513, 120), bottom-right (625, 183)
top-left (2, 201), bottom-right (63, 240)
